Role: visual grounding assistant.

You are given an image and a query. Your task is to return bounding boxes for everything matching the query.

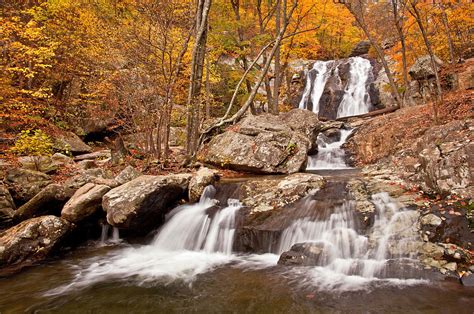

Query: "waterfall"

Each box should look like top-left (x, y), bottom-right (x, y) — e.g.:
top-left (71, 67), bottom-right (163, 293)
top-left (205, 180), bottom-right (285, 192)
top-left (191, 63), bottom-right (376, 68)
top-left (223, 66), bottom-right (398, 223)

top-left (152, 186), bottom-right (240, 255)
top-left (298, 61), bottom-right (334, 114)
top-left (306, 128), bottom-right (353, 170)
top-left (278, 193), bottom-right (421, 281)
top-left (337, 57), bottom-right (372, 118)
top-left (299, 57), bottom-right (373, 119)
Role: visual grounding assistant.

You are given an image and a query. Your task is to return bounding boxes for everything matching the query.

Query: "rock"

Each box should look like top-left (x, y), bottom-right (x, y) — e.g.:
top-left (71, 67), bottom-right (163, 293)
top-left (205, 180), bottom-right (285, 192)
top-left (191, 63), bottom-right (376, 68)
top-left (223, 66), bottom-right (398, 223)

top-left (350, 40), bottom-right (371, 57)
top-left (234, 173), bottom-right (325, 252)
top-left (61, 183), bottom-right (110, 223)
top-left (14, 184), bottom-right (74, 221)
top-left (54, 131), bottom-right (92, 155)
top-left (409, 55), bottom-right (444, 81)
top-left (102, 174), bottom-right (192, 233)
top-left (421, 242), bottom-right (445, 259)
top-left (189, 167), bottom-right (220, 203)
top-left (77, 160), bottom-right (97, 170)
top-left (278, 242), bottom-right (329, 266)
top-left (416, 119), bottom-right (473, 198)
top-left (420, 214), bottom-right (443, 227)
top-left (0, 185), bottom-right (16, 229)
top-left (51, 153), bottom-right (74, 166)
top-left (115, 166), bottom-right (141, 185)
top-left (18, 156), bottom-right (57, 173)
top-left (457, 58), bottom-right (473, 90)
top-left (199, 109), bottom-right (319, 174)
top-left (443, 262), bottom-right (457, 272)
top-left (64, 168), bottom-right (113, 190)
top-left (0, 215), bottom-right (70, 272)
top-left (5, 169), bottom-right (52, 204)
top-left (74, 150), bottom-right (111, 161)
top-left (461, 274), bottom-right (474, 287)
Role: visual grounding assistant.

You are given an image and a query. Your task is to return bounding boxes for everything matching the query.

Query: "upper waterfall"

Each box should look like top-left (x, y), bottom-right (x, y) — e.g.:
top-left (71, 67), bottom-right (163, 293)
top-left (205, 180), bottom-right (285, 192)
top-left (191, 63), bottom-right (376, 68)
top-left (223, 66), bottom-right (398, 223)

top-left (299, 56), bottom-right (376, 119)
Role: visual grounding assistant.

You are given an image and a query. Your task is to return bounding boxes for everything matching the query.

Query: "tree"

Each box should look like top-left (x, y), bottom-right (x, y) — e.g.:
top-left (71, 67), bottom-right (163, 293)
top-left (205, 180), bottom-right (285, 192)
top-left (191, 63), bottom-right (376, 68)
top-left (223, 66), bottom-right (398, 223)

top-left (186, 0), bottom-right (212, 155)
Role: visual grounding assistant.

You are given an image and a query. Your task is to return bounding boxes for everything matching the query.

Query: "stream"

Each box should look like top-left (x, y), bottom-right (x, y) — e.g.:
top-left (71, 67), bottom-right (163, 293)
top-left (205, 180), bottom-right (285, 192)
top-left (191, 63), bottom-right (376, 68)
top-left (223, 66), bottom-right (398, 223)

top-left (1, 129), bottom-right (473, 312)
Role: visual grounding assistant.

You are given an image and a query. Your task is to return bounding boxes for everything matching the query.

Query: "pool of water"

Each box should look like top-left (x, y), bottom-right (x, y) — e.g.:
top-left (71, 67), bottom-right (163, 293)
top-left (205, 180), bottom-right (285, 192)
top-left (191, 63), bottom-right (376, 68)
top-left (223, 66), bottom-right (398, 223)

top-left (1, 244), bottom-right (473, 313)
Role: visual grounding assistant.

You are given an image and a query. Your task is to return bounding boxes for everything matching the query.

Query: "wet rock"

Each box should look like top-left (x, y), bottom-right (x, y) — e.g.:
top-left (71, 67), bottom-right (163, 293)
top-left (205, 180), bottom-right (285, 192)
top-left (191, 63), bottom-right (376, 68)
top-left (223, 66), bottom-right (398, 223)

top-left (115, 165), bottom-right (141, 186)
top-left (278, 242), bottom-right (329, 266)
top-left (0, 215), bottom-right (70, 272)
top-left (14, 184), bottom-right (74, 221)
top-left (189, 167), bottom-right (220, 203)
top-left (103, 174), bottom-right (192, 233)
top-left (74, 150), bottom-right (111, 161)
top-left (0, 185), bottom-right (16, 229)
top-left (420, 214), bottom-right (443, 227)
top-left (409, 55), bottom-right (443, 80)
top-left (421, 242), bottom-right (445, 260)
top-left (61, 183), bottom-right (110, 223)
top-left (460, 274), bottom-right (474, 287)
top-left (5, 169), bottom-right (52, 204)
top-left (199, 110), bottom-right (319, 174)
top-left (54, 131), bottom-right (92, 155)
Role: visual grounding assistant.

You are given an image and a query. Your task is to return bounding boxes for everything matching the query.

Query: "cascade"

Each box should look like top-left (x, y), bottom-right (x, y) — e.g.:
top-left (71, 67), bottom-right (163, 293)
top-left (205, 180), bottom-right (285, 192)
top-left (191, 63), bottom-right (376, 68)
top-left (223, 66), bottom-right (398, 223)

top-left (278, 193), bottom-right (421, 281)
top-left (299, 56), bottom-right (373, 119)
top-left (306, 128), bottom-right (353, 170)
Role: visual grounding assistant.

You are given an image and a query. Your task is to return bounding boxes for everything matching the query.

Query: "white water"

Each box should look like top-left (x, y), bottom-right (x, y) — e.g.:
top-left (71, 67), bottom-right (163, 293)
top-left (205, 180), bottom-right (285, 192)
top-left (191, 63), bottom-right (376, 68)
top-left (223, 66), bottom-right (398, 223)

top-left (298, 61), bottom-right (334, 114)
top-left (337, 57), bottom-right (372, 118)
top-left (306, 128), bottom-right (353, 170)
top-left (48, 188), bottom-right (425, 296)
top-left (278, 193), bottom-right (423, 290)
top-left (299, 57), bottom-right (372, 118)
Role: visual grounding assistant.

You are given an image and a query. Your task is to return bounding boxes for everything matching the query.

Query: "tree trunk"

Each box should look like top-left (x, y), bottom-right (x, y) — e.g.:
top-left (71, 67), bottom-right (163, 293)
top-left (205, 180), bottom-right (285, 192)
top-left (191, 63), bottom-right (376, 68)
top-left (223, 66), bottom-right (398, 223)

top-left (410, 1), bottom-right (442, 123)
top-left (186, 0), bottom-right (212, 155)
top-left (272, 0), bottom-right (281, 114)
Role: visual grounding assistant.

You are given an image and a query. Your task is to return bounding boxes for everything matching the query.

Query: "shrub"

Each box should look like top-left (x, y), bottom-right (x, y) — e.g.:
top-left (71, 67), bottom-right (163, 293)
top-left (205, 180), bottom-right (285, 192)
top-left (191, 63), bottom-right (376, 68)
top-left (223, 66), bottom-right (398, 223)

top-left (10, 129), bottom-right (54, 156)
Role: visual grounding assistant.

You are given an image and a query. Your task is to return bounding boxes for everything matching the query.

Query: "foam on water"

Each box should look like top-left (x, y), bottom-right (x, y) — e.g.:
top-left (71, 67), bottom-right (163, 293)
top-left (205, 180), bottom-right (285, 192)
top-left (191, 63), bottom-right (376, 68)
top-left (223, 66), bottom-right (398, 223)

top-left (306, 128), bottom-right (353, 170)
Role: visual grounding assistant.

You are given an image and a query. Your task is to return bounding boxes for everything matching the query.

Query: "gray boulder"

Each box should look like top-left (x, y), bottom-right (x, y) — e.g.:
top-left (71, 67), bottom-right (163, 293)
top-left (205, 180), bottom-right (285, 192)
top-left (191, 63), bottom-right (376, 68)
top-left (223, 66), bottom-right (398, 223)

top-left (74, 150), bottom-right (111, 161)
top-left (409, 55), bottom-right (443, 81)
top-left (54, 131), bottom-right (92, 155)
top-left (5, 169), bottom-right (51, 204)
top-left (14, 184), bottom-right (74, 221)
top-left (350, 40), bottom-right (370, 57)
top-left (198, 109), bottom-right (319, 174)
top-left (0, 215), bottom-right (70, 272)
top-left (189, 167), bottom-right (219, 203)
top-left (64, 168), bottom-right (113, 190)
top-left (0, 185), bottom-right (16, 229)
top-left (103, 174), bottom-right (192, 233)
top-left (61, 183), bottom-right (110, 223)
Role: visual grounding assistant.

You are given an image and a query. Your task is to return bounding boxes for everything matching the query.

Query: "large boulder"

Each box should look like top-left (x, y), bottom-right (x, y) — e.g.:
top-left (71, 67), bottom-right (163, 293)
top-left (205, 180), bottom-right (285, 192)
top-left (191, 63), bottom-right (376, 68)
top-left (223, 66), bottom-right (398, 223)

top-left (198, 109), bottom-right (320, 174)
top-left (54, 131), bottom-right (92, 155)
top-left (416, 119), bottom-right (473, 198)
top-left (409, 55), bottom-right (444, 81)
top-left (64, 168), bottom-right (114, 190)
top-left (0, 185), bottom-right (16, 229)
top-left (14, 184), bottom-right (74, 221)
top-left (102, 174), bottom-right (192, 233)
top-left (189, 167), bottom-right (220, 203)
top-left (5, 169), bottom-right (52, 204)
top-left (61, 183), bottom-right (110, 223)
top-left (234, 173), bottom-right (326, 252)
top-left (0, 215), bottom-right (70, 273)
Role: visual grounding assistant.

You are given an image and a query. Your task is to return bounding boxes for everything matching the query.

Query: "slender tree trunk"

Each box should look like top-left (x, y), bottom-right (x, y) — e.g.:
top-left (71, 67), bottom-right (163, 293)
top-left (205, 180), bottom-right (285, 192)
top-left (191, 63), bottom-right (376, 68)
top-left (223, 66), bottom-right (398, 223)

top-left (439, 3), bottom-right (455, 63)
top-left (186, 0), bottom-right (212, 155)
top-left (410, 1), bottom-right (442, 123)
top-left (272, 0), bottom-right (281, 114)
top-left (392, 0), bottom-right (408, 104)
